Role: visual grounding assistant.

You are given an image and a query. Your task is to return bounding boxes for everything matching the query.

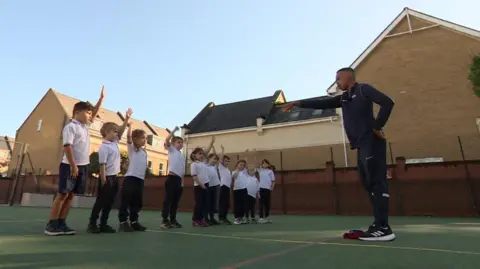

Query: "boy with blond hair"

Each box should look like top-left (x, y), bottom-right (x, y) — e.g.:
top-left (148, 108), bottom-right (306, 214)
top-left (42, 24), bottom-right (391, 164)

top-left (87, 109), bottom-right (132, 233)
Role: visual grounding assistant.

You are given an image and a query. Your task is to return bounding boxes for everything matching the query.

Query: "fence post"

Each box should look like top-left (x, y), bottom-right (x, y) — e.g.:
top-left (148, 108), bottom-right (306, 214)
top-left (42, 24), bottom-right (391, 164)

top-left (395, 156), bottom-right (406, 216)
top-left (457, 136), bottom-right (479, 216)
top-left (388, 142), bottom-right (402, 216)
top-left (280, 151), bottom-right (287, 214)
top-left (327, 160), bottom-right (339, 215)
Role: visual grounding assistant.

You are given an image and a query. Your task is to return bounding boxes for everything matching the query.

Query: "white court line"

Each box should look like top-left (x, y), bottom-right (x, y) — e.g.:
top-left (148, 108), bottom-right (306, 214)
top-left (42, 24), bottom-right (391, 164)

top-left (147, 229), bottom-right (480, 256)
top-left (0, 219), bottom-right (45, 223)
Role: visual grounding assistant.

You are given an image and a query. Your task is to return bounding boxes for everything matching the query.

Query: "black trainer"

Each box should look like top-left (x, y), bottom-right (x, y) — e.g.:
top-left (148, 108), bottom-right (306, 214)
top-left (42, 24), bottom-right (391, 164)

top-left (131, 221), bottom-right (147, 231)
top-left (100, 224), bottom-right (116, 233)
top-left (87, 224), bottom-right (101, 234)
top-left (170, 220), bottom-right (182, 228)
top-left (358, 225), bottom-right (396, 242)
top-left (118, 222), bottom-right (134, 232)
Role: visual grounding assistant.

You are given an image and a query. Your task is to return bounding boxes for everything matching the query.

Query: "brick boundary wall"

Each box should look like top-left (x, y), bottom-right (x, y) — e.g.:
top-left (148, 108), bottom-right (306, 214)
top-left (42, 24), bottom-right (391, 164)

top-left (2, 157), bottom-right (480, 217)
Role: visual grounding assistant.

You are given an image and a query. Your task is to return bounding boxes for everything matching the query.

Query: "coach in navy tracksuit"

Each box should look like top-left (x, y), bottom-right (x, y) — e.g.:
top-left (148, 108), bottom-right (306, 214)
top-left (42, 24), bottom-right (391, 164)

top-left (281, 67), bottom-right (395, 242)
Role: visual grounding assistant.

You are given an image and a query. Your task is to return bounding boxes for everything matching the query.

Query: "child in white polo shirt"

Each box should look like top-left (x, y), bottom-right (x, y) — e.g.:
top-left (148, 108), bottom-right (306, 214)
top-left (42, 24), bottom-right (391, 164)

top-left (258, 159), bottom-right (275, 224)
top-left (118, 124), bottom-right (148, 232)
top-left (218, 145), bottom-right (232, 225)
top-left (161, 126), bottom-right (185, 229)
top-left (44, 86), bottom-right (104, 236)
top-left (232, 160), bottom-right (248, 225)
top-left (190, 147), bottom-right (210, 227)
top-left (246, 166), bottom-right (260, 223)
top-left (205, 152), bottom-right (220, 225)
top-left (87, 109), bottom-right (132, 233)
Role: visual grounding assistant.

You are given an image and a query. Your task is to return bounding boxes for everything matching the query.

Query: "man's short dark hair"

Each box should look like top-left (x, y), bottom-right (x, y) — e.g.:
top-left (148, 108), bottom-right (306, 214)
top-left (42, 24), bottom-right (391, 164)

top-left (72, 101), bottom-right (94, 115)
top-left (337, 67), bottom-right (355, 79)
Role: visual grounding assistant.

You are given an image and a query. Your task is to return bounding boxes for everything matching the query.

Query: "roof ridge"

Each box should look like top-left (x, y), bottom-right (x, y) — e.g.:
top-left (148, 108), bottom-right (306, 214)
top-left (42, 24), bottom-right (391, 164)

top-left (326, 7), bottom-right (480, 94)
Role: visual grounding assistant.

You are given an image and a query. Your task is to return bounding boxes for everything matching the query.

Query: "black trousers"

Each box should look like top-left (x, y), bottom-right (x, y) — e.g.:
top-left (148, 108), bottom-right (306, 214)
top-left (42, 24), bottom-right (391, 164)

top-left (218, 185), bottom-right (230, 219)
top-left (246, 195), bottom-right (256, 218)
top-left (89, 175), bottom-right (118, 226)
top-left (161, 175), bottom-right (183, 221)
top-left (118, 176), bottom-right (144, 223)
top-left (357, 135), bottom-right (389, 227)
top-left (207, 185), bottom-right (219, 220)
top-left (259, 188), bottom-right (271, 218)
top-left (233, 188), bottom-right (248, 219)
top-left (192, 183), bottom-right (209, 221)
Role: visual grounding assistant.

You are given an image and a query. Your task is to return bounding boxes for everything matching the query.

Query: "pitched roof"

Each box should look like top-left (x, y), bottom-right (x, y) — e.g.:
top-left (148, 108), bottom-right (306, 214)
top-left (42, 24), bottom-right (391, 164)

top-left (185, 91), bottom-right (337, 135)
top-left (327, 7), bottom-right (480, 94)
top-left (51, 89), bottom-right (167, 137)
top-left (0, 136), bottom-right (14, 151)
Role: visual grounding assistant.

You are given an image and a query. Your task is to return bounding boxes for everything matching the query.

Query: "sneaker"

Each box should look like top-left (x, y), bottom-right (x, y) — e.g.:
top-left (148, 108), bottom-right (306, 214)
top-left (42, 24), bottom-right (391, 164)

top-left (170, 220), bottom-right (182, 228)
top-left (251, 218), bottom-right (257, 223)
top-left (241, 218), bottom-right (248, 224)
top-left (131, 221), bottom-right (147, 231)
top-left (59, 221), bottom-right (76, 235)
top-left (358, 226), bottom-right (396, 242)
top-left (99, 224), bottom-right (116, 233)
top-left (192, 220), bottom-right (203, 227)
top-left (161, 220), bottom-right (172, 229)
top-left (258, 218), bottom-right (267, 224)
top-left (201, 220), bottom-right (210, 227)
top-left (118, 222), bottom-right (134, 232)
top-left (44, 221), bottom-right (63, 236)
top-left (87, 224), bottom-right (101, 234)
top-left (233, 218), bottom-right (242, 225)
top-left (210, 218), bottom-right (220, 225)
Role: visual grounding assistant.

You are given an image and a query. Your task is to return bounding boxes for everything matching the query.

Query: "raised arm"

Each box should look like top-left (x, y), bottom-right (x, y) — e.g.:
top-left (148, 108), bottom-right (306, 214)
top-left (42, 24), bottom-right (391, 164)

top-left (164, 126), bottom-right (179, 149)
top-left (90, 85), bottom-right (105, 122)
top-left (279, 95), bottom-right (341, 111)
top-left (126, 123), bottom-right (133, 144)
top-left (219, 144), bottom-right (225, 162)
top-left (362, 84), bottom-right (394, 131)
top-left (204, 136), bottom-right (215, 155)
top-left (118, 108), bottom-right (133, 140)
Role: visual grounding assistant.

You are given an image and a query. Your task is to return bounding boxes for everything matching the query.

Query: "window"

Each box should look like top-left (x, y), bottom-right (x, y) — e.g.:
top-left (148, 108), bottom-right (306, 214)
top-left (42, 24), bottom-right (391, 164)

top-left (312, 109), bottom-right (323, 116)
top-left (37, 119), bottom-right (43, 132)
top-left (159, 163), bottom-right (164, 175)
top-left (148, 161), bottom-right (152, 169)
top-left (147, 135), bottom-right (164, 149)
top-left (289, 111), bottom-right (300, 119)
top-left (477, 118), bottom-right (480, 134)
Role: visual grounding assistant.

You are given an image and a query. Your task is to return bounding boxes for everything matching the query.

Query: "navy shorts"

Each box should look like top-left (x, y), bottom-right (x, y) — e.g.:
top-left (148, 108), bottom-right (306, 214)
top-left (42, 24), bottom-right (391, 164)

top-left (58, 163), bottom-right (88, 194)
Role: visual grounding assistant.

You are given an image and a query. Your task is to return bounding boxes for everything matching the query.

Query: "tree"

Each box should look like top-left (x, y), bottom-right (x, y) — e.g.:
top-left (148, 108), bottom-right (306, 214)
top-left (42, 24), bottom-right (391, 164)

top-left (468, 55), bottom-right (480, 97)
top-left (88, 152), bottom-right (100, 176)
top-left (120, 150), bottom-right (129, 175)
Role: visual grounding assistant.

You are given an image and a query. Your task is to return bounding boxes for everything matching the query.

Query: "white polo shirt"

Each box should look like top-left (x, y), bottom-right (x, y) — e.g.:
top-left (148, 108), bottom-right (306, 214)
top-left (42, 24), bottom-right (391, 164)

top-left (125, 142), bottom-right (147, 180)
top-left (258, 168), bottom-right (275, 189)
top-left (206, 164), bottom-right (220, 187)
top-left (98, 139), bottom-right (121, 176)
top-left (62, 119), bottom-right (91, 166)
top-left (233, 169), bottom-right (248, 190)
top-left (167, 145), bottom-right (185, 178)
top-left (246, 175), bottom-right (259, 197)
top-left (219, 163), bottom-right (232, 188)
top-left (190, 161), bottom-right (209, 186)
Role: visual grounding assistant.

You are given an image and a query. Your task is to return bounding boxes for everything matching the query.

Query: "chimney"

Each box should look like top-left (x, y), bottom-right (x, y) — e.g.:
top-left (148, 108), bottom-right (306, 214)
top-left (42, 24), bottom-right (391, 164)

top-left (256, 116), bottom-right (265, 135)
top-left (181, 124), bottom-right (190, 140)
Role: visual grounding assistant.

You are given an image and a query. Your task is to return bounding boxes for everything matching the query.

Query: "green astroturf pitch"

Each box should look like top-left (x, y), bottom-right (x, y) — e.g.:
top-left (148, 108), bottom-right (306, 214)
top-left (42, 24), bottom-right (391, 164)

top-left (0, 206), bottom-right (479, 269)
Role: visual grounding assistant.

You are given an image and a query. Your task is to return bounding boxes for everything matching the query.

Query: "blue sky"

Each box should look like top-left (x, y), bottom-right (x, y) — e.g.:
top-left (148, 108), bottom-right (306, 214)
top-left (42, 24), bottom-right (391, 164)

top-left (1, 0), bottom-right (479, 138)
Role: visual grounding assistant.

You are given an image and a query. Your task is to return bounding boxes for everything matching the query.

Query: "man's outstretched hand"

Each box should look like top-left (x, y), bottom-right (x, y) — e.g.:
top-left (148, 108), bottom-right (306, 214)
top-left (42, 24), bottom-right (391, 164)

top-left (373, 129), bottom-right (386, 140)
top-left (278, 101), bottom-right (300, 112)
